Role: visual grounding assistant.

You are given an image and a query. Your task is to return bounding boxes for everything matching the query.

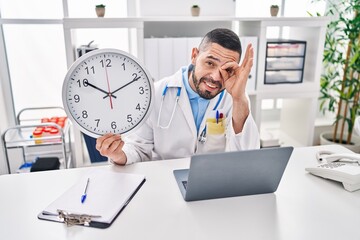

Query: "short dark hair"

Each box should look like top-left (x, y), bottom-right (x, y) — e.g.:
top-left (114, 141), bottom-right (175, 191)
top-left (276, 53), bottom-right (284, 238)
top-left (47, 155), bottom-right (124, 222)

top-left (199, 28), bottom-right (242, 62)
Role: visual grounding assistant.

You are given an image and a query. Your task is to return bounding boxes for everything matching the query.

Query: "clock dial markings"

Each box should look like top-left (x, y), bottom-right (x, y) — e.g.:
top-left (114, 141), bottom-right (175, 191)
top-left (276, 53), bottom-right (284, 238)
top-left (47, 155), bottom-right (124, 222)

top-left (63, 49), bottom-right (153, 137)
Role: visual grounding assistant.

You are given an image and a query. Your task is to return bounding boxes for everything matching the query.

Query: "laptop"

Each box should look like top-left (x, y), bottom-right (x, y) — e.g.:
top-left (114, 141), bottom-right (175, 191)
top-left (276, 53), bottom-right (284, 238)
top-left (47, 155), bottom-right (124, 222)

top-left (173, 146), bottom-right (293, 201)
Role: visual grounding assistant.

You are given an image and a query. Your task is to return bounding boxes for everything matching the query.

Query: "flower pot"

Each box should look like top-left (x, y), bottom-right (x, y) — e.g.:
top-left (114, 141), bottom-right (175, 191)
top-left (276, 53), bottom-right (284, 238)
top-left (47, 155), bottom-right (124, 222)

top-left (191, 7), bottom-right (200, 17)
top-left (270, 6), bottom-right (279, 17)
top-left (320, 131), bottom-right (360, 153)
top-left (96, 7), bottom-right (105, 17)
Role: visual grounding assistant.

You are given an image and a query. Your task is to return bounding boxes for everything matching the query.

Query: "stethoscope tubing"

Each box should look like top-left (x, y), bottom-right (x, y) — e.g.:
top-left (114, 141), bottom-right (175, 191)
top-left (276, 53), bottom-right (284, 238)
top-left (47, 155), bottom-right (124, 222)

top-left (157, 85), bottom-right (181, 129)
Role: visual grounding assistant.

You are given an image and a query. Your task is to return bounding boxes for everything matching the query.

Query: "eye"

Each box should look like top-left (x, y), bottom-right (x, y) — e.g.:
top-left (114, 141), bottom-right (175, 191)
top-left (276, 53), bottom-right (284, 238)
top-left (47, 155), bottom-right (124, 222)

top-left (226, 68), bottom-right (233, 74)
top-left (206, 61), bottom-right (214, 67)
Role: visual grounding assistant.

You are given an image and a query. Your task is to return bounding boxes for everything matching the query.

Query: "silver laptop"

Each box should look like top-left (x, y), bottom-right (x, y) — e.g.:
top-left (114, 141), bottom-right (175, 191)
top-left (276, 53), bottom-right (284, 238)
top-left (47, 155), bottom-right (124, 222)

top-left (173, 146), bottom-right (293, 201)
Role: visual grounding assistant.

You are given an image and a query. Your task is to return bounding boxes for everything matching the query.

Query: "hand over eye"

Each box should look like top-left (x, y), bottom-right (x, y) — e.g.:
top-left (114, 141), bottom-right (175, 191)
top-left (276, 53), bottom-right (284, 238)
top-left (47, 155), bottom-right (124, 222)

top-left (220, 44), bottom-right (254, 99)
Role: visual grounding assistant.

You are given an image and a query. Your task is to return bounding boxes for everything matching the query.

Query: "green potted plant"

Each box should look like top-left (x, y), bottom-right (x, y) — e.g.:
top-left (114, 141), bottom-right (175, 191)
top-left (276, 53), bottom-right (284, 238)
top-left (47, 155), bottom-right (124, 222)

top-left (319, 0), bottom-right (360, 151)
top-left (270, 5), bottom-right (279, 17)
top-left (191, 5), bottom-right (200, 17)
top-left (95, 4), bottom-right (106, 17)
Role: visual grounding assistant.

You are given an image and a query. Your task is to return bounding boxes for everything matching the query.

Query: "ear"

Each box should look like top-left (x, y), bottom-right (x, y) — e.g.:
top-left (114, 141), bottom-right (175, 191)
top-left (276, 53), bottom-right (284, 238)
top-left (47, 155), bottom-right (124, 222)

top-left (191, 47), bottom-right (199, 65)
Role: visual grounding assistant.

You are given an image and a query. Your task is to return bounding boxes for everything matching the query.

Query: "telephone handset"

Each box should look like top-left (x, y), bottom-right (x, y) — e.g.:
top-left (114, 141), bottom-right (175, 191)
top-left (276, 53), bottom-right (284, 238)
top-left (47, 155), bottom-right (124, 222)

top-left (305, 150), bottom-right (360, 192)
top-left (315, 150), bottom-right (360, 163)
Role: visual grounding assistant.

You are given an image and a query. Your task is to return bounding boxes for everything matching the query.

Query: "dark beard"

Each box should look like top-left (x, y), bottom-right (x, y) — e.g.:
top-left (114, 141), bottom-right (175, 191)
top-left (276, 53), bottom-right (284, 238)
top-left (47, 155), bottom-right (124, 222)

top-left (192, 66), bottom-right (222, 99)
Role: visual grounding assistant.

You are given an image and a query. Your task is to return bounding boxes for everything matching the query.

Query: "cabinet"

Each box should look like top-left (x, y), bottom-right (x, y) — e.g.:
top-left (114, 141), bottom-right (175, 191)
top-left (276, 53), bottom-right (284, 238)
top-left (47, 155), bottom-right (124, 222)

top-left (1, 107), bottom-right (73, 174)
top-left (264, 39), bottom-right (306, 84)
top-left (62, 17), bottom-right (329, 164)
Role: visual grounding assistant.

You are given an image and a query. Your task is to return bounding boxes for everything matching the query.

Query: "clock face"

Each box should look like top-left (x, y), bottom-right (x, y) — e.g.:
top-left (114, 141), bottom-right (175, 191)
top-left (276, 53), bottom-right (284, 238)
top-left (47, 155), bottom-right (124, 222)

top-left (62, 48), bottom-right (154, 138)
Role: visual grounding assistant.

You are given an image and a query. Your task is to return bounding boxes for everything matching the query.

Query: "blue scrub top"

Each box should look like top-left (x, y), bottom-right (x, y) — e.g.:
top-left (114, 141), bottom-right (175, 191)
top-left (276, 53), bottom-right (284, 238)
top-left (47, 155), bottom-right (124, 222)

top-left (182, 65), bottom-right (210, 133)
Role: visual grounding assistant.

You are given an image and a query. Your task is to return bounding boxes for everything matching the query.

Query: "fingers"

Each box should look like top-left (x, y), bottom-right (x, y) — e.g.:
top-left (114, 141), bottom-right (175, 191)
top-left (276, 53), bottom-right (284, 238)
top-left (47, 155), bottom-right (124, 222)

top-left (220, 61), bottom-right (239, 82)
top-left (241, 44), bottom-right (254, 70)
top-left (96, 133), bottom-right (123, 157)
top-left (107, 139), bottom-right (125, 156)
top-left (219, 66), bottom-right (230, 82)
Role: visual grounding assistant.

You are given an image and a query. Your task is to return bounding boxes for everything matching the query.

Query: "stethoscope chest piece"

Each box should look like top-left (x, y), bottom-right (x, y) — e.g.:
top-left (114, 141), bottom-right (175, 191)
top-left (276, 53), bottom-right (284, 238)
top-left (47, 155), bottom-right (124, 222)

top-left (198, 126), bottom-right (207, 143)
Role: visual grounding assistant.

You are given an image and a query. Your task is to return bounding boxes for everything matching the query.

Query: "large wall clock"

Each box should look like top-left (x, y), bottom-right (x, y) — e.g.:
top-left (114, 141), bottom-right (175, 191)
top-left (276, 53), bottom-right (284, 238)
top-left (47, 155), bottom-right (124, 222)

top-left (62, 48), bottom-right (154, 138)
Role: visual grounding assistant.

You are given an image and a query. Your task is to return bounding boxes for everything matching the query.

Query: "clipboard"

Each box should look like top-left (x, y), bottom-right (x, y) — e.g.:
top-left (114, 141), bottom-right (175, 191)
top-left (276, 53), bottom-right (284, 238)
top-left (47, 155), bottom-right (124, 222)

top-left (38, 169), bottom-right (146, 228)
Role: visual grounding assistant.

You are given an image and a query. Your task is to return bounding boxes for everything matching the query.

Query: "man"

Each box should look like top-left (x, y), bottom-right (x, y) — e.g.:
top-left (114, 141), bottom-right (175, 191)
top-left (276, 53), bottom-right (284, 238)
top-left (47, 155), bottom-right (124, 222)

top-left (96, 28), bottom-right (260, 165)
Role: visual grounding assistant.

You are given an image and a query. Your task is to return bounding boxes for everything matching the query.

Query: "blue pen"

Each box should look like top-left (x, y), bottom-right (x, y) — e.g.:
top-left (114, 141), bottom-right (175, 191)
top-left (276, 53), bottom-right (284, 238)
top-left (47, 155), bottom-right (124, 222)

top-left (81, 178), bottom-right (90, 204)
top-left (216, 110), bottom-right (219, 124)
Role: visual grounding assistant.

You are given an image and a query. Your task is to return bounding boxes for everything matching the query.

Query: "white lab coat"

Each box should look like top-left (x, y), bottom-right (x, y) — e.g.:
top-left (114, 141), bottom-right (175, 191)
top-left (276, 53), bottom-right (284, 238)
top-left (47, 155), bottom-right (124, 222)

top-left (122, 66), bottom-right (260, 164)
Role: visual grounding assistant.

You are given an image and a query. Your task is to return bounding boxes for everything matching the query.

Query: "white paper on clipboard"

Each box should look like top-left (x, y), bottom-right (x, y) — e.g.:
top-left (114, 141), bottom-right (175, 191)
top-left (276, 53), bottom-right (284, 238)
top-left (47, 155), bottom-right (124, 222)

top-left (38, 169), bottom-right (145, 228)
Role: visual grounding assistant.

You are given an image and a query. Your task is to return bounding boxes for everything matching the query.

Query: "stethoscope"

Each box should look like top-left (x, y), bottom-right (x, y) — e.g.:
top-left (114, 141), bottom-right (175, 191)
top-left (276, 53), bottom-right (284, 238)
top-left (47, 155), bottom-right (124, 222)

top-left (157, 83), bottom-right (224, 144)
top-left (157, 85), bottom-right (182, 129)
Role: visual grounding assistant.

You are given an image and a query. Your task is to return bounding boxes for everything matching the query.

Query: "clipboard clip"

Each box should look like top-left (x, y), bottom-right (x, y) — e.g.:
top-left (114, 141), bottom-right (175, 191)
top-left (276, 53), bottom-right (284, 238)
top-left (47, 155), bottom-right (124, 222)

top-left (57, 209), bottom-right (101, 227)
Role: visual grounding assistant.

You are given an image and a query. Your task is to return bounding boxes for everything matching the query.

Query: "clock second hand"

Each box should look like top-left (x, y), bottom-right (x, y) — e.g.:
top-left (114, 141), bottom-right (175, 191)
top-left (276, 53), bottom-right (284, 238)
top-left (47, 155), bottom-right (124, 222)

top-left (104, 66), bottom-right (114, 110)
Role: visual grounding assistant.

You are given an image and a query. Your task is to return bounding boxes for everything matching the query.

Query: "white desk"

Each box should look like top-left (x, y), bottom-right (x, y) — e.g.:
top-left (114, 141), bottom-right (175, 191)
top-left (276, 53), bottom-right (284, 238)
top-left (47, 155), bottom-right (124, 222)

top-left (1, 145), bottom-right (360, 240)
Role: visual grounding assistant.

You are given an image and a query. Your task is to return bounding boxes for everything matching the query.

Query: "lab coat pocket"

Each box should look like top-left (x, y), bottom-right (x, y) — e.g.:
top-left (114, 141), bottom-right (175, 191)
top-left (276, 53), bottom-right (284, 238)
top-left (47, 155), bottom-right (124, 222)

top-left (203, 118), bottom-right (226, 152)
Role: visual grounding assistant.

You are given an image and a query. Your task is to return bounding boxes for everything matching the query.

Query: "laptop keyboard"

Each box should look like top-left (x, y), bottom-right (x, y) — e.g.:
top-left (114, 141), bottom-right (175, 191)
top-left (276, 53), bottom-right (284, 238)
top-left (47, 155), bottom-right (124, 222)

top-left (182, 181), bottom-right (188, 189)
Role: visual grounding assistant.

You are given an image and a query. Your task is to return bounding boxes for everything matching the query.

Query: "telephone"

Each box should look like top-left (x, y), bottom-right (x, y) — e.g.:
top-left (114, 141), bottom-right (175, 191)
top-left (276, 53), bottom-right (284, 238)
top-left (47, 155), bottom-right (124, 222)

top-left (305, 150), bottom-right (360, 192)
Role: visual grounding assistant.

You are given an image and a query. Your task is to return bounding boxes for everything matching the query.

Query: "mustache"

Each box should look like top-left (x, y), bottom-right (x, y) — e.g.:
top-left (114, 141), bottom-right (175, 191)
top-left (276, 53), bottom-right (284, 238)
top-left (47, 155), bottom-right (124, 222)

top-left (200, 77), bottom-right (222, 89)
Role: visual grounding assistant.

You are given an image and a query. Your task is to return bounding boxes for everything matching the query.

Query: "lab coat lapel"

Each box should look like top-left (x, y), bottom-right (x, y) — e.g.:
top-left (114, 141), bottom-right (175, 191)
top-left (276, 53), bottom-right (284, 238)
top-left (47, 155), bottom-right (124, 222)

top-left (171, 68), bottom-right (197, 137)
top-left (178, 86), bottom-right (197, 138)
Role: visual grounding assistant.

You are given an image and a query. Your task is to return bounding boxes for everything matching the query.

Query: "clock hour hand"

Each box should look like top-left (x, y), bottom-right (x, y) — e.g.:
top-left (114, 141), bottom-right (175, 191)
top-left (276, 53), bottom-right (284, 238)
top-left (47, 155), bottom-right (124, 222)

top-left (86, 81), bottom-right (117, 99)
top-left (103, 75), bottom-right (141, 99)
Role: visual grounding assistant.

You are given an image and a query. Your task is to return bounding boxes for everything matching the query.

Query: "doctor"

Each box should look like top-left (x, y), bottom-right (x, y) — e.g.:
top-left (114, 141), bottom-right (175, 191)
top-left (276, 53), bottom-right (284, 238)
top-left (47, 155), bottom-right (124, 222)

top-left (96, 28), bottom-right (260, 165)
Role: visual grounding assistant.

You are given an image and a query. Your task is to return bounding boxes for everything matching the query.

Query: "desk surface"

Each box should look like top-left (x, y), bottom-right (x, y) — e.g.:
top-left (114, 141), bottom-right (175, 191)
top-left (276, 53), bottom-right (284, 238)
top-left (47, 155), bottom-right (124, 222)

top-left (1, 145), bottom-right (360, 240)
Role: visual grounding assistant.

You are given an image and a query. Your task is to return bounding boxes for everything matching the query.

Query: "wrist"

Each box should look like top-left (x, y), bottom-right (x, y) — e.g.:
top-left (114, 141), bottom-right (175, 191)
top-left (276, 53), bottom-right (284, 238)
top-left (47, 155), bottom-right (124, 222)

top-left (232, 95), bottom-right (248, 105)
top-left (232, 96), bottom-right (250, 134)
top-left (110, 151), bottom-right (127, 165)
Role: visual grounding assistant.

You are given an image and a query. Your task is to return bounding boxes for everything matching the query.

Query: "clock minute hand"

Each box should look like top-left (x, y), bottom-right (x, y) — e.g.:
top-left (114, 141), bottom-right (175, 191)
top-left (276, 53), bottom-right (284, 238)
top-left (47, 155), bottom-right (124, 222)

top-left (103, 75), bottom-right (141, 99)
top-left (86, 81), bottom-right (117, 99)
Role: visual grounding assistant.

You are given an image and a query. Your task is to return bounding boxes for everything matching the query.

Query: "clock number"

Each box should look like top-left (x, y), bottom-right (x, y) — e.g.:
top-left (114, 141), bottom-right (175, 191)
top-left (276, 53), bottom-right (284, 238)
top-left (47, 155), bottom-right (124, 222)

top-left (136, 103), bottom-right (141, 111)
top-left (85, 66), bottom-right (95, 75)
top-left (77, 79), bottom-right (89, 87)
top-left (132, 73), bottom-right (141, 81)
top-left (95, 119), bottom-right (100, 127)
top-left (82, 110), bottom-right (88, 119)
top-left (127, 114), bottom-right (132, 123)
top-left (100, 59), bottom-right (112, 68)
top-left (111, 121), bottom-right (117, 129)
top-left (139, 86), bottom-right (144, 95)
top-left (74, 94), bottom-right (80, 103)
top-left (121, 62), bottom-right (125, 71)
